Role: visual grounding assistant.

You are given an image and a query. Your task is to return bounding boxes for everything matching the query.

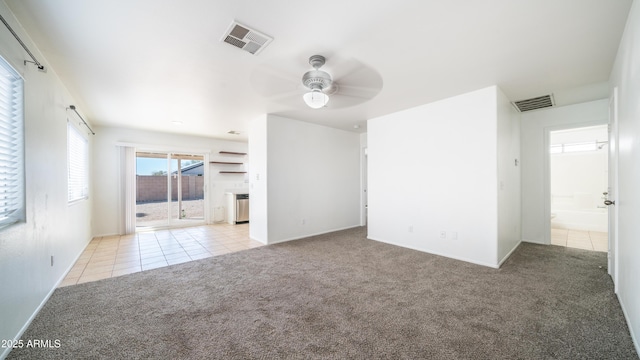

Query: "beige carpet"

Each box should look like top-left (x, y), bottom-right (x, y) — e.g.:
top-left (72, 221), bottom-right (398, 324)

top-left (7, 227), bottom-right (638, 359)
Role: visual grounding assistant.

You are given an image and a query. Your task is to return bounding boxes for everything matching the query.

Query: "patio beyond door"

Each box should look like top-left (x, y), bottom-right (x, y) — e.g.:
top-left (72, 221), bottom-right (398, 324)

top-left (136, 152), bottom-right (205, 229)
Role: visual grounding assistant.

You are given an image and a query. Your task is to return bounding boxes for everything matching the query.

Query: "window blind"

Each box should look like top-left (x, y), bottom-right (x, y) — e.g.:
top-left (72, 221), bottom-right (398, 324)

top-left (67, 122), bottom-right (89, 202)
top-left (0, 57), bottom-right (24, 228)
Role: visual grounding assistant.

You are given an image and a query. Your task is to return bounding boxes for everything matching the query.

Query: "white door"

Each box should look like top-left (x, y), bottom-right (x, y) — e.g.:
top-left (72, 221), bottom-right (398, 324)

top-left (607, 87), bottom-right (620, 292)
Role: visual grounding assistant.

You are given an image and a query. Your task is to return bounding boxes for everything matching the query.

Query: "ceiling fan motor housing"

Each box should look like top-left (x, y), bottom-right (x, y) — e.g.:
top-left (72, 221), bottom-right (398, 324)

top-left (302, 69), bottom-right (332, 91)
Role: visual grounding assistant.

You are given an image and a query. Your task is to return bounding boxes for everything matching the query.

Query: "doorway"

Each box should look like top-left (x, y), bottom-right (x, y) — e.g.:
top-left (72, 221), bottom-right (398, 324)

top-left (361, 146), bottom-right (368, 226)
top-left (135, 152), bottom-right (206, 229)
top-left (549, 125), bottom-right (608, 252)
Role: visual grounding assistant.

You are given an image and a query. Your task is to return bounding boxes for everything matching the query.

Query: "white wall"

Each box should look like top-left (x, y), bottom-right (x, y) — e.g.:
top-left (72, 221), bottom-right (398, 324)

top-left (92, 126), bottom-right (247, 236)
top-left (368, 86), bottom-right (501, 267)
top-left (520, 99), bottom-right (608, 244)
top-left (496, 88), bottom-right (522, 264)
top-left (248, 115), bottom-right (268, 243)
top-left (249, 115), bottom-right (361, 244)
top-left (609, 0), bottom-right (640, 352)
top-left (0, 4), bottom-right (93, 357)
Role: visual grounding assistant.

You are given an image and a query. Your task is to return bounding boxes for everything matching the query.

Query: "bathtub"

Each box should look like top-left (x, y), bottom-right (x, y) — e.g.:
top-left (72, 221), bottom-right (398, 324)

top-left (551, 208), bottom-right (608, 232)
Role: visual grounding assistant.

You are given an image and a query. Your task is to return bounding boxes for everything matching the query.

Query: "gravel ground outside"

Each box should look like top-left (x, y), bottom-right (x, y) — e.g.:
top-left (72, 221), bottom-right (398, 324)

top-left (136, 199), bottom-right (205, 222)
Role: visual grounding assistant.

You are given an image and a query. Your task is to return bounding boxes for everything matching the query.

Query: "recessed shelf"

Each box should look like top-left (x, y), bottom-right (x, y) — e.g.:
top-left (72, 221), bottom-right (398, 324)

top-left (210, 161), bottom-right (243, 165)
top-left (219, 151), bottom-right (246, 155)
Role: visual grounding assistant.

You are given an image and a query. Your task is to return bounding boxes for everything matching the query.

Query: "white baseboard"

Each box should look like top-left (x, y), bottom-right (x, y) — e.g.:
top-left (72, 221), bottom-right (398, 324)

top-left (522, 238), bottom-right (546, 245)
top-left (249, 235), bottom-right (267, 244)
top-left (367, 236), bottom-right (500, 269)
top-left (498, 240), bottom-right (522, 267)
top-left (617, 292), bottom-right (640, 357)
top-left (267, 224), bottom-right (362, 245)
top-left (1, 238), bottom-right (89, 360)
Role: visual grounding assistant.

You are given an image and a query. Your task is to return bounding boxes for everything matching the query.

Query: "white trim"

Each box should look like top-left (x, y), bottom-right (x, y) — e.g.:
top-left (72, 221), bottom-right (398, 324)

top-left (498, 240), bottom-right (522, 267)
top-left (368, 236), bottom-right (500, 269)
top-left (522, 238), bottom-right (546, 245)
top-left (249, 235), bottom-right (267, 245)
top-left (266, 225), bottom-right (362, 245)
top-left (617, 292), bottom-right (640, 357)
top-left (360, 146), bottom-right (368, 227)
top-left (543, 120), bottom-right (608, 246)
top-left (132, 151), bottom-right (209, 231)
top-left (0, 235), bottom-right (91, 360)
top-left (608, 87), bottom-right (620, 292)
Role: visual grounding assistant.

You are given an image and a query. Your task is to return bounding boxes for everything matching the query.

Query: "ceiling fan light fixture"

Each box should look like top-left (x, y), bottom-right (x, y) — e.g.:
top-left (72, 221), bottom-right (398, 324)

top-left (303, 89), bottom-right (329, 109)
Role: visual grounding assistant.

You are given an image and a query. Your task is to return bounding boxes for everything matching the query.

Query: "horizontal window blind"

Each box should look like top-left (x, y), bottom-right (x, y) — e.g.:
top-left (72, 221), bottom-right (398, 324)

top-left (0, 57), bottom-right (24, 228)
top-left (67, 122), bottom-right (89, 202)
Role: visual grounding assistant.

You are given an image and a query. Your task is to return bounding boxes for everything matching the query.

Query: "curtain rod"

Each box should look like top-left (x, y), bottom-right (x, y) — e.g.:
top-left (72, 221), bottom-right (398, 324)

top-left (0, 12), bottom-right (46, 72)
top-left (68, 105), bottom-right (95, 135)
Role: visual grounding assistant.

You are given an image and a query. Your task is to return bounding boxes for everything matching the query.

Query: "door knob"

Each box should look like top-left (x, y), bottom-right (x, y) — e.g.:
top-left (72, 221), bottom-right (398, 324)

top-left (604, 200), bottom-right (615, 206)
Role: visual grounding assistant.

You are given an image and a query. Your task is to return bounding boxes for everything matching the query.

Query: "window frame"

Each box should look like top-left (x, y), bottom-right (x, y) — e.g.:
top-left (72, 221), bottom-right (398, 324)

top-left (0, 56), bottom-right (25, 229)
top-left (67, 119), bottom-right (89, 204)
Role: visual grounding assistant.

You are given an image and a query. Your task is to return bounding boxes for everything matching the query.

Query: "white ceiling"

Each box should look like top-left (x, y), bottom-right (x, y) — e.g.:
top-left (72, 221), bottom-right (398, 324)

top-left (5, 0), bottom-right (633, 141)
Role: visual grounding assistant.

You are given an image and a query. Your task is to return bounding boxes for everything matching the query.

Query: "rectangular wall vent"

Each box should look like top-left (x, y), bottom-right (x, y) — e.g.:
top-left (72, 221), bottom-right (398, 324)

top-left (221, 21), bottom-right (273, 55)
top-left (512, 94), bottom-right (555, 112)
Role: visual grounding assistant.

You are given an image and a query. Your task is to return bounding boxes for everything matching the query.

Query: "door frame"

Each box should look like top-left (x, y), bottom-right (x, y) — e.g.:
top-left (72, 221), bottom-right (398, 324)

top-left (543, 120), bottom-right (608, 245)
top-left (608, 87), bottom-right (620, 292)
top-left (128, 144), bottom-right (210, 231)
top-left (360, 146), bottom-right (368, 226)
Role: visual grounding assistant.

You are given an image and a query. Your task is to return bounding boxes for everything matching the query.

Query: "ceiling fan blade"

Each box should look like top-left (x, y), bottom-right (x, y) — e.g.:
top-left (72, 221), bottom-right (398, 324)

top-left (326, 92), bottom-right (374, 108)
top-left (249, 63), bottom-right (301, 100)
top-left (250, 54), bottom-right (383, 109)
top-left (324, 56), bottom-right (383, 104)
top-left (333, 83), bottom-right (381, 99)
top-left (328, 57), bottom-right (383, 86)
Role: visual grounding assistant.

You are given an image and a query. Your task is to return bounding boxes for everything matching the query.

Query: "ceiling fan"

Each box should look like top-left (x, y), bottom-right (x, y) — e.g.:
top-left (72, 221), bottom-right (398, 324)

top-left (250, 54), bottom-right (383, 110)
top-left (301, 55), bottom-right (334, 109)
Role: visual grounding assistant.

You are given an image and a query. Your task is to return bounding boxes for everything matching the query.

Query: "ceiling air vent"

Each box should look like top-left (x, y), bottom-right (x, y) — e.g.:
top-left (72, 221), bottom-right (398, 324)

top-left (221, 21), bottom-right (273, 55)
top-left (512, 94), bottom-right (555, 112)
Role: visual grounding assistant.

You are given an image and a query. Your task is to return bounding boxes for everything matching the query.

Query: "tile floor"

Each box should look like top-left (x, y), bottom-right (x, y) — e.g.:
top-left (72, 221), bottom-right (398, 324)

top-left (551, 228), bottom-right (608, 252)
top-left (60, 223), bottom-right (261, 287)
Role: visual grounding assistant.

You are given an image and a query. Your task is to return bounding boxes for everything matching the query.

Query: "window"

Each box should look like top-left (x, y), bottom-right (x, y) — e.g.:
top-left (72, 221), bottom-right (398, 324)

top-left (550, 141), bottom-right (599, 154)
top-left (0, 56), bottom-right (24, 228)
top-left (67, 122), bottom-right (89, 202)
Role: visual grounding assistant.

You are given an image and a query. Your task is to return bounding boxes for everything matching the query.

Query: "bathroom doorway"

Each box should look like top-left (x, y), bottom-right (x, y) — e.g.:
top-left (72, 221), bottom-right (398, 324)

top-left (549, 125), bottom-right (608, 251)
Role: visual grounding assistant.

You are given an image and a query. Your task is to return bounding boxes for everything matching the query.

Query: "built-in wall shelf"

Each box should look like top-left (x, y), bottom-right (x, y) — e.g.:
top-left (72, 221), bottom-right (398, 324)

top-left (214, 151), bottom-right (247, 174)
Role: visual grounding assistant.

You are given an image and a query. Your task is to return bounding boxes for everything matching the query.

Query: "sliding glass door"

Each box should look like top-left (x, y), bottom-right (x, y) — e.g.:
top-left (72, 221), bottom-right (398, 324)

top-left (136, 152), bottom-right (205, 229)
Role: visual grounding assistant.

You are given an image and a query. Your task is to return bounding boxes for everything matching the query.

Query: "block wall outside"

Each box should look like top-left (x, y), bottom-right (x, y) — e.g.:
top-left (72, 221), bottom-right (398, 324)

top-left (136, 175), bottom-right (204, 202)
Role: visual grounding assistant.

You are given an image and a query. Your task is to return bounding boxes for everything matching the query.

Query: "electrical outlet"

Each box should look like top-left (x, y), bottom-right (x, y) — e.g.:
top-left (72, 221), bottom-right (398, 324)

top-left (451, 232), bottom-right (458, 240)
top-left (302, 218), bottom-right (306, 225)
top-left (50, 255), bottom-right (54, 267)
top-left (439, 231), bottom-right (446, 239)
top-left (409, 225), bottom-right (413, 233)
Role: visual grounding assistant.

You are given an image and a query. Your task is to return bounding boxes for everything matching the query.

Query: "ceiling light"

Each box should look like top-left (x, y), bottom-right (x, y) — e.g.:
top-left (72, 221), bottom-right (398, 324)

top-left (303, 89), bottom-right (329, 109)
top-left (171, 121), bottom-right (183, 125)
top-left (302, 55), bottom-right (332, 109)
